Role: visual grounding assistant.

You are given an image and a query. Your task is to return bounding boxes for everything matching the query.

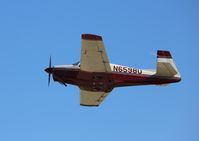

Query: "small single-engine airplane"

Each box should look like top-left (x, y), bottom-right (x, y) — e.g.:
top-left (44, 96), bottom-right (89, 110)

top-left (45, 34), bottom-right (181, 106)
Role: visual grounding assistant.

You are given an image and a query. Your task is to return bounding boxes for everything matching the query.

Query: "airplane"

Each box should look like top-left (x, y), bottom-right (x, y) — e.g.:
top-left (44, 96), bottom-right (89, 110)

top-left (44, 34), bottom-right (181, 107)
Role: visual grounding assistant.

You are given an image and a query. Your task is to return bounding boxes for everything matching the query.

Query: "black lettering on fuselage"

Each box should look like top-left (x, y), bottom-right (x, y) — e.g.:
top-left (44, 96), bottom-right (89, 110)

top-left (138, 69), bottom-right (142, 74)
top-left (128, 67), bottom-right (132, 73)
top-left (119, 66), bottom-right (122, 72)
top-left (113, 65), bottom-right (142, 74)
top-left (123, 67), bottom-right (127, 73)
top-left (113, 66), bottom-right (119, 72)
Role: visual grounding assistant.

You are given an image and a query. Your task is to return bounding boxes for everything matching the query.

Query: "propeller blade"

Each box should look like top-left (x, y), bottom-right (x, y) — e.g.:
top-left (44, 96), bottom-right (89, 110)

top-left (47, 55), bottom-right (52, 86)
top-left (48, 73), bottom-right (51, 86)
top-left (49, 55), bottom-right (51, 68)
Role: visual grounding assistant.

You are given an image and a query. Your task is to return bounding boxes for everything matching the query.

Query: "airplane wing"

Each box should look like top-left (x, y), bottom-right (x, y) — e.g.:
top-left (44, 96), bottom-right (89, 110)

top-left (80, 34), bottom-right (111, 72)
top-left (80, 89), bottom-right (110, 106)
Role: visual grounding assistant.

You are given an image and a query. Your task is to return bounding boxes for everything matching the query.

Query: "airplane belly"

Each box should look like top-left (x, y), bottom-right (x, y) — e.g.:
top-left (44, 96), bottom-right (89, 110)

top-left (77, 71), bottom-right (114, 92)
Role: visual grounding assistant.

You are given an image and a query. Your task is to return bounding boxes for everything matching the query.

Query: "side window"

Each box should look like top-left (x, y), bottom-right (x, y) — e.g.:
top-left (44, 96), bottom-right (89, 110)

top-left (73, 61), bottom-right (80, 66)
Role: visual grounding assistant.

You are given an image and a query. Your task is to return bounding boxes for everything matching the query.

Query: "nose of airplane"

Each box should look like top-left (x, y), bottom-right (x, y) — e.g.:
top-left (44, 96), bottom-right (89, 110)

top-left (45, 67), bottom-right (53, 74)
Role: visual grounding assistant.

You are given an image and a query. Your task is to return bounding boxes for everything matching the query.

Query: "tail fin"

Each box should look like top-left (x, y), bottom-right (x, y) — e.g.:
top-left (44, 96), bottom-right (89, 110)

top-left (156, 50), bottom-right (180, 77)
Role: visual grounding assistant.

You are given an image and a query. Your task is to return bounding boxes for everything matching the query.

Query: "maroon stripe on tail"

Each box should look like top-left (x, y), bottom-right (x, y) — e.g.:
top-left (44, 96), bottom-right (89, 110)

top-left (82, 34), bottom-right (102, 41)
top-left (157, 50), bottom-right (172, 58)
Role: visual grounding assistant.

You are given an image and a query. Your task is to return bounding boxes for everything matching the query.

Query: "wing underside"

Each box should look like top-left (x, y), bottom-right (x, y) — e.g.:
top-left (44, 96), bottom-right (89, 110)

top-left (80, 34), bottom-right (111, 72)
top-left (80, 89), bottom-right (109, 106)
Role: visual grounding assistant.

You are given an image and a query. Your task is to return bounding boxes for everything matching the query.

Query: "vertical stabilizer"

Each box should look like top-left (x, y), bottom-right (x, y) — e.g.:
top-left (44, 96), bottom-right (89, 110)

top-left (156, 50), bottom-right (181, 77)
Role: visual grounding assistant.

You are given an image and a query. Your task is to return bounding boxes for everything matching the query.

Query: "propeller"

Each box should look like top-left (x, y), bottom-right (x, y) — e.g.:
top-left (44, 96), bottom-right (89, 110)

top-left (45, 56), bottom-right (53, 86)
top-left (48, 56), bottom-right (51, 86)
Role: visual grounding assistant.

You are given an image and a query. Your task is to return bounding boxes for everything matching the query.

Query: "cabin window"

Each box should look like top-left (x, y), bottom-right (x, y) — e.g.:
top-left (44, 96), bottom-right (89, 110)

top-left (73, 61), bottom-right (80, 66)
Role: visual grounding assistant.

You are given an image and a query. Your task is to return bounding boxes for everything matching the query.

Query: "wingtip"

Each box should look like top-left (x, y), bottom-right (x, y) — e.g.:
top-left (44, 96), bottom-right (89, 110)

top-left (80, 104), bottom-right (99, 107)
top-left (82, 34), bottom-right (102, 41)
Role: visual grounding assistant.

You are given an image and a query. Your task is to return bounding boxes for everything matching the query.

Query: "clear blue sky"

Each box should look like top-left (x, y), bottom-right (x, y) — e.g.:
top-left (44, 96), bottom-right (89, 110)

top-left (0, 0), bottom-right (198, 141)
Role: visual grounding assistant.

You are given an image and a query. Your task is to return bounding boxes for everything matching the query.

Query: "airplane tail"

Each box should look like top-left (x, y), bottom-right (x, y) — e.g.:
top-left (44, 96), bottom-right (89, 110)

top-left (156, 50), bottom-right (181, 77)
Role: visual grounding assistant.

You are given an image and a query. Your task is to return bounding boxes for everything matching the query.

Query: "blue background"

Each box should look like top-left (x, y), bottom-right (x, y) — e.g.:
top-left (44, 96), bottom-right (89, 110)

top-left (0, 0), bottom-right (198, 141)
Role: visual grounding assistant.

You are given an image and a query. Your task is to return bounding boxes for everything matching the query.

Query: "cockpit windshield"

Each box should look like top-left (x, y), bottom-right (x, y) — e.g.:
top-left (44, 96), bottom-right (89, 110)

top-left (73, 61), bottom-right (80, 66)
